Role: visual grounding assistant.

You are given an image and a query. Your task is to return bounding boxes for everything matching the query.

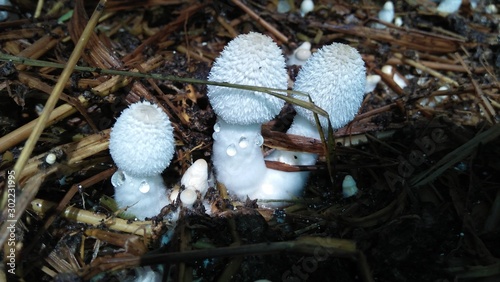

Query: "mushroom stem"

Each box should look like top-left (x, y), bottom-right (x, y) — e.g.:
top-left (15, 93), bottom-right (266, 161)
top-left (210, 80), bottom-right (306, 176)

top-left (111, 170), bottom-right (170, 219)
top-left (212, 119), bottom-right (267, 198)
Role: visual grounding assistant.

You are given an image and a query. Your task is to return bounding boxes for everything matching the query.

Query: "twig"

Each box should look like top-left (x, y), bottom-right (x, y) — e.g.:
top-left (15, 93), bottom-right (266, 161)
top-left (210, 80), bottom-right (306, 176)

top-left (454, 53), bottom-right (497, 124)
top-left (79, 236), bottom-right (357, 280)
top-left (22, 168), bottom-right (117, 258)
top-left (30, 198), bottom-right (153, 236)
top-left (0, 103), bottom-right (77, 153)
top-left (10, 0), bottom-right (107, 181)
top-left (410, 123), bottom-right (500, 187)
top-left (387, 57), bottom-right (489, 73)
top-left (230, 0), bottom-right (288, 43)
top-left (393, 53), bottom-right (459, 87)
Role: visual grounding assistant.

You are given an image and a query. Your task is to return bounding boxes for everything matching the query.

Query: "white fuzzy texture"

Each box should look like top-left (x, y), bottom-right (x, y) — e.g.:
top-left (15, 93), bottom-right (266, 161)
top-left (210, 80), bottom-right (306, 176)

top-left (109, 101), bottom-right (174, 177)
top-left (181, 159), bottom-right (209, 195)
top-left (437, 0), bottom-right (462, 14)
top-left (253, 44), bottom-right (365, 206)
top-left (207, 32), bottom-right (288, 125)
top-left (292, 43), bottom-right (366, 130)
top-left (111, 170), bottom-right (169, 220)
top-left (211, 119), bottom-right (267, 198)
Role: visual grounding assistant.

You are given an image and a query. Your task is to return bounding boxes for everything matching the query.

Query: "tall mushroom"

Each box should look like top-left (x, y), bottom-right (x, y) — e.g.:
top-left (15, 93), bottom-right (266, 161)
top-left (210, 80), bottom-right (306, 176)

top-left (255, 42), bottom-right (366, 203)
top-left (207, 32), bottom-right (288, 199)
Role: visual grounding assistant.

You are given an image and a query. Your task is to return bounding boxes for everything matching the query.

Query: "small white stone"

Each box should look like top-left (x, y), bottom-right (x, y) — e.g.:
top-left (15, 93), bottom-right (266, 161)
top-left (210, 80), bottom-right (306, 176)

top-left (45, 153), bottom-right (57, 165)
top-left (342, 175), bottom-right (358, 198)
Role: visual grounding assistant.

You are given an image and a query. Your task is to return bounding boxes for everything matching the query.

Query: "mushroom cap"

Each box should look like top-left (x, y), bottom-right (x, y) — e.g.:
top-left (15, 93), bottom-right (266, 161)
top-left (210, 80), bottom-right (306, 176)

top-left (181, 159), bottom-right (209, 195)
top-left (180, 188), bottom-right (197, 207)
top-left (292, 42), bottom-right (366, 129)
top-left (207, 32), bottom-right (288, 125)
top-left (109, 101), bottom-right (174, 177)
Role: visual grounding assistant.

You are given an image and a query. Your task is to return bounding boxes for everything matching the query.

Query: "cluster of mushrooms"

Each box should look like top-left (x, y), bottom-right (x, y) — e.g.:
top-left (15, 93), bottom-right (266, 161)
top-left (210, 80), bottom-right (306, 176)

top-left (108, 32), bottom-right (366, 220)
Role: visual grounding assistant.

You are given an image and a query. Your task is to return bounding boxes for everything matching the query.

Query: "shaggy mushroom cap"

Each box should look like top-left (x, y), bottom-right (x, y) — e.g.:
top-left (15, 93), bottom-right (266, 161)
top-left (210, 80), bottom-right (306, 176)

top-left (292, 43), bottom-right (366, 129)
top-left (109, 101), bottom-right (174, 177)
top-left (207, 32), bottom-right (288, 125)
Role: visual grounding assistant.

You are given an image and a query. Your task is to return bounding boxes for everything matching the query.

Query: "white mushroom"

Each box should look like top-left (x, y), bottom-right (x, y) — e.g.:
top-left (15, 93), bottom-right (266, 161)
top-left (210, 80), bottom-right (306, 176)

top-left (207, 32), bottom-right (288, 199)
top-left (258, 43), bottom-right (366, 205)
top-left (300, 0), bottom-right (314, 17)
top-left (437, 0), bottom-right (462, 14)
top-left (181, 159), bottom-right (209, 196)
top-left (374, 1), bottom-right (395, 29)
top-left (342, 175), bottom-right (359, 198)
top-left (109, 101), bottom-right (174, 219)
top-left (287, 42), bottom-right (312, 66)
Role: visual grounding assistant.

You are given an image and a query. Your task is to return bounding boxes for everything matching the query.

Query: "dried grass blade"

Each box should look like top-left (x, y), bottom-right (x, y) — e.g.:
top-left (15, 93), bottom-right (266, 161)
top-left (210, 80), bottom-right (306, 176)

top-left (0, 1), bottom-right (109, 248)
top-left (410, 123), bottom-right (500, 187)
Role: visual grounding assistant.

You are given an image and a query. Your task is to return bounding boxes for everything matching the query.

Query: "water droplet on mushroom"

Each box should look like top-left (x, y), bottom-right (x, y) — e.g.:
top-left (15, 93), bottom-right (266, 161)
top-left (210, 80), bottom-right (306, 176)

top-left (226, 144), bottom-right (237, 156)
top-left (212, 132), bottom-right (219, 140)
top-left (238, 137), bottom-right (249, 148)
top-left (213, 122), bottom-right (220, 132)
top-left (255, 134), bottom-right (264, 146)
top-left (111, 170), bottom-right (126, 187)
top-left (139, 181), bottom-right (150, 193)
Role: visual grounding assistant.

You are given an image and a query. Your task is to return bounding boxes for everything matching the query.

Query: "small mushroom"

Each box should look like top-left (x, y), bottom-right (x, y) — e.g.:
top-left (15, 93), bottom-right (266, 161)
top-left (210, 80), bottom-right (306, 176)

top-left (437, 0), bottom-right (462, 14)
top-left (108, 101), bottom-right (174, 219)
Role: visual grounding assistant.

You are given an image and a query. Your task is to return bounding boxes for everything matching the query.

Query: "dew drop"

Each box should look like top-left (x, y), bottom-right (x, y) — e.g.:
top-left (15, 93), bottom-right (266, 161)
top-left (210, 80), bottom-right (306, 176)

top-left (255, 134), bottom-right (264, 146)
top-left (238, 137), bottom-right (249, 148)
top-left (213, 122), bottom-right (220, 132)
top-left (139, 181), bottom-right (150, 193)
top-left (226, 144), bottom-right (237, 156)
top-left (212, 132), bottom-right (219, 141)
top-left (111, 170), bottom-right (126, 187)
